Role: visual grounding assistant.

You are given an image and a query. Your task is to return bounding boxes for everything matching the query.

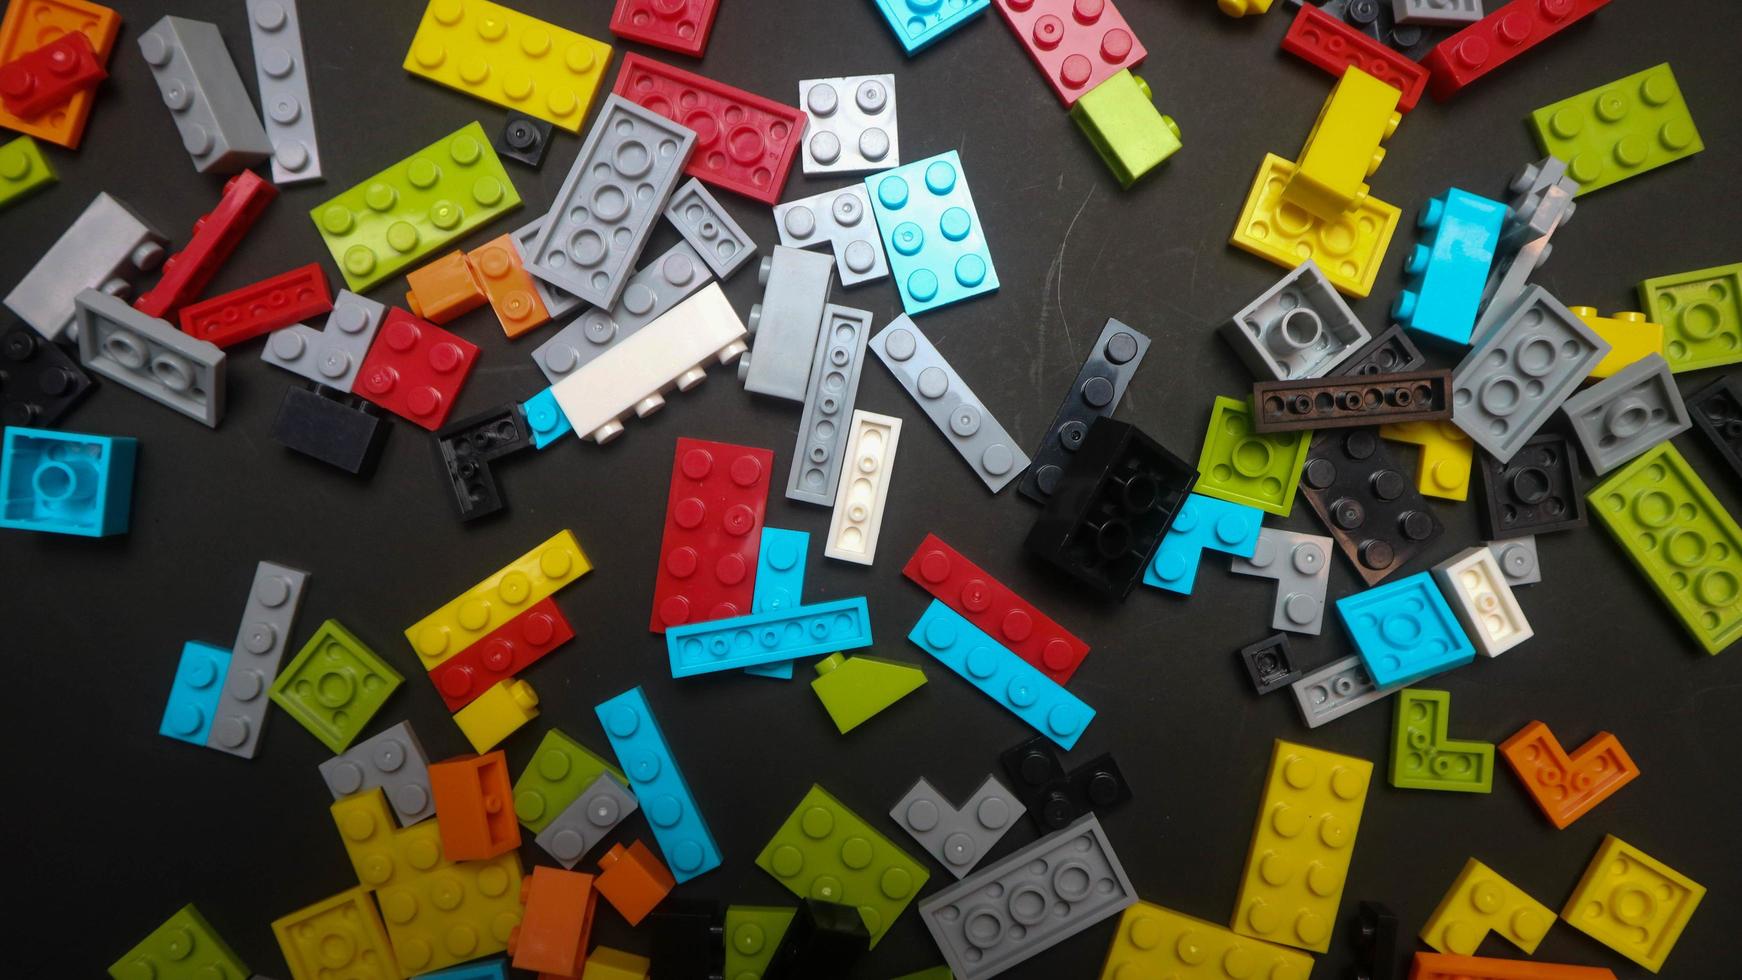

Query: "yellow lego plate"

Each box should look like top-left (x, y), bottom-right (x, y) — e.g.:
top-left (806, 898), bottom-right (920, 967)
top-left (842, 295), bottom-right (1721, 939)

top-left (1380, 421), bottom-right (1473, 501)
top-left (1420, 858), bottom-right (1553, 955)
top-left (404, 0), bottom-right (613, 132)
top-left (403, 529), bottom-right (590, 670)
top-left (1102, 900), bottom-right (1314, 979)
top-left (1562, 835), bottom-right (1705, 972)
top-left (1231, 154), bottom-right (1399, 299)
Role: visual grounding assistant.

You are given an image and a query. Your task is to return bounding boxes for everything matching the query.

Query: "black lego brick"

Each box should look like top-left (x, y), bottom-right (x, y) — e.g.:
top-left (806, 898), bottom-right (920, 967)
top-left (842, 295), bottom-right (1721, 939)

top-left (1299, 428), bottom-right (1443, 586)
top-left (1687, 374), bottom-right (1742, 483)
top-left (271, 383), bottom-right (389, 476)
top-left (1239, 633), bottom-right (1301, 695)
top-left (1479, 433), bottom-right (1586, 539)
top-left (1, 323), bottom-right (93, 427)
top-left (432, 401), bottom-right (532, 521)
top-left (1018, 318), bottom-right (1151, 504)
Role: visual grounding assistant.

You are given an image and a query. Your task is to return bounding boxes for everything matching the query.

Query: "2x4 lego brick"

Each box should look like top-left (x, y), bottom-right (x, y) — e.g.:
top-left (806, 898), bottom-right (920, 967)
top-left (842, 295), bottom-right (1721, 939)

top-left (403, 0), bottom-right (612, 132)
top-left (649, 438), bottom-right (773, 632)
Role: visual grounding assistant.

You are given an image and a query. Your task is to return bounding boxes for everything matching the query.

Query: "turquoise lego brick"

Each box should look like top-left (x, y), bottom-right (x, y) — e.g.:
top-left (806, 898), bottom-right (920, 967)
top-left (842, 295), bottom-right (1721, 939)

top-left (1393, 188), bottom-right (1505, 344)
top-left (1530, 63), bottom-right (1703, 196)
top-left (522, 387), bottom-right (571, 450)
top-left (414, 959), bottom-right (508, 979)
top-left (744, 526), bottom-right (811, 680)
top-left (1141, 493), bottom-right (1264, 595)
top-left (908, 599), bottom-right (1095, 750)
top-left (666, 597), bottom-right (872, 678)
top-left (0, 426), bottom-right (137, 537)
top-left (159, 641), bottom-right (232, 746)
top-left (1338, 572), bottom-right (1474, 688)
top-left (865, 150), bottom-right (999, 315)
top-left (871, 0), bottom-right (991, 55)
top-left (595, 686), bottom-right (721, 882)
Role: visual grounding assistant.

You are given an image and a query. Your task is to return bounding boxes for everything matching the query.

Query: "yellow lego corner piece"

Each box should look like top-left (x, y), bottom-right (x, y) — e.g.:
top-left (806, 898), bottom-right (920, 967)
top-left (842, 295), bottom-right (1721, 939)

top-left (331, 789), bottom-right (444, 891)
top-left (1380, 421), bottom-right (1473, 501)
top-left (1102, 900), bottom-right (1313, 979)
top-left (404, 0), bottom-right (613, 132)
top-left (272, 885), bottom-right (400, 980)
top-left (1286, 67), bottom-right (1402, 222)
top-left (1570, 307), bottom-right (1666, 379)
top-left (1561, 835), bottom-right (1705, 972)
top-left (404, 529), bottom-right (590, 670)
top-left (1420, 858), bottom-right (1553, 956)
top-left (1231, 153), bottom-right (1399, 299)
top-left (455, 678), bottom-right (540, 752)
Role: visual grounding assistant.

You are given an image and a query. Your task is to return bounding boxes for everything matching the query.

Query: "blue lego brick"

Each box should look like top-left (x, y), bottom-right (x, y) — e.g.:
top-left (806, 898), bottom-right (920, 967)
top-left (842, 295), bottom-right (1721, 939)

top-left (666, 597), bottom-right (872, 678)
top-left (159, 641), bottom-right (232, 746)
top-left (1393, 189), bottom-right (1505, 344)
top-left (522, 386), bottom-right (571, 450)
top-left (1337, 572), bottom-right (1475, 688)
top-left (0, 427), bottom-right (137, 537)
top-left (908, 600), bottom-right (1095, 750)
top-left (414, 958), bottom-right (508, 979)
top-left (871, 0), bottom-right (991, 55)
top-left (865, 150), bottom-right (999, 315)
top-left (595, 686), bottom-right (721, 883)
top-left (744, 527), bottom-right (811, 680)
top-left (1141, 493), bottom-right (1265, 595)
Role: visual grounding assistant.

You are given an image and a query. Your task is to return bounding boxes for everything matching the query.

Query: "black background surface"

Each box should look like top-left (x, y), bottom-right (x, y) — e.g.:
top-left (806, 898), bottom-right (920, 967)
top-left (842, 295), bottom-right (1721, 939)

top-left (5, 1), bottom-right (1740, 977)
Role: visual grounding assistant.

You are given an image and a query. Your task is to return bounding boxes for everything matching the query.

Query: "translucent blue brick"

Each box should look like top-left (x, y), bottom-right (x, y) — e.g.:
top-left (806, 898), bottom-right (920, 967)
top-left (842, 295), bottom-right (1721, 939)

top-left (865, 150), bottom-right (999, 315)
top-left (1142, 493), bottom-right (1265, 595)
top-left (1337, 572), bottom-right (1475, 688)
top-left (744, 526), bottom-right (811, 680)
top-left (666, 597), bottom-right (872, 678)
top-left (594, 686), bottom-right (720, 883)
top-left (1393, 189), bottom-right (1506, 344)
top-left (414, 958), bottom-right (508, 979)
top-left (159, 641), bottom-right (232, 746)
top-left (522, 386), bottom-right (571, 450)
top-left (908, 600), bottom-right (1095, 750)
top-left (0, 426), bottom-right (137, 536)
top-left (870, 0), bottom-right (991, 55)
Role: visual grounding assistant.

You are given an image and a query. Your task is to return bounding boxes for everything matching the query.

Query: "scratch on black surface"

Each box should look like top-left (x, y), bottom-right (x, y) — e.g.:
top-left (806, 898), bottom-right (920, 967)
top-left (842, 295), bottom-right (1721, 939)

top-left (1036, 184), bottom-right (1097, 389)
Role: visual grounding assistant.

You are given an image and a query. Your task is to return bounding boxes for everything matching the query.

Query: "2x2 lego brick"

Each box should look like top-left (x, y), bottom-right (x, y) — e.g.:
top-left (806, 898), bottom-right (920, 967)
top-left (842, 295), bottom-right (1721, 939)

top-left (1223, 260), bottom-right (1372, 381)
top-left (0, 324), bottom-right (92, 428)
top-left (799, 74), bottom-right (899, 176)
top-left (75, 290), bottom-right (226, 428)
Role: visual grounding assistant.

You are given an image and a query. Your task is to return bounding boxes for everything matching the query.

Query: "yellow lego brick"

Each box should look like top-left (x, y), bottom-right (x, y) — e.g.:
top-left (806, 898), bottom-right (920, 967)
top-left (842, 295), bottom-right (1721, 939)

top-left (1561, 835), bottom-right (1705, 973)
top-left (404, 0), bottom-right (612, 132)
top-left (1570, 307), bottom-right (1666, 379)
top-left (1231, 153), bottom-right (1400, 299)
top-left (454, 678), bottom-right (540, 752)
top-left (332, 790), bottom-right (443, 891)
top-left (1218, 0), bottom-right (1275, 15)
top-left (1231, 739), bottom-right (1372, 952)
top-left (1286, 67), bottom-right (1402, 221)
top-left (1101, 900), bottom-right (1314, 979)
top-left (272, 885), bottom-right (400, 980)
top-left (405, 529), bottom-right (590, 670)
top-left (583, 945), bottom-right (652, 979)
top-left (1420, 858), bottom-right (1554, 956)
top-left (0, 135), bottom-right (55, 210)
top-left (1380, 421), bottom-right (1473, 501)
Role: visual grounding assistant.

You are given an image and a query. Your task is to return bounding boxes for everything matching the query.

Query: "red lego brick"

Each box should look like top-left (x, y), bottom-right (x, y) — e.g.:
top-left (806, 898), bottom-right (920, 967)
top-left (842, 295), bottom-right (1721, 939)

top-left (511, 866), bottom-right (599, 977)
top-left (1411, 952), bottom-right (1616, 980)
top-left (612, 53), bottom-right (805, 205)
top-left (992, 0), bottom-right (1146, 108)
top-left (176, 263), bottom-right (332, 348)
top-left (650, 437), bottom-right (773, 633)
top-left (1499, 721), bottom-right (1639, 830)
top-left (134, 170), bottom-right (278, 319)
top-left (1422, 0), bottom-right (1611, 102)
top-left (0, 30), bottom-right (105, 119)
top-left (902, 532), bottom-right (1091, 685)
top-left (429, 597), bottom-right (573, 711)
top-left (610, 0), bottom-right (721, 58)
top-left (428, 750), bottom-right (521, 861)
top-left (1280, 4), bottom-right (1428, 113)
top-left (353, 308), bottom-right (478, 431)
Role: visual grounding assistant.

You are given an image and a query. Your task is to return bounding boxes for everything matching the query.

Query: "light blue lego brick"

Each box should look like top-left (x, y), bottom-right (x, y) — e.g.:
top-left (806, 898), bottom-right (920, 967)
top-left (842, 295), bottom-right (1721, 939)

top-left (0, 427), bottom-right (137, 537)
top-left (744, 527), bottom-right (811, 680)
top-left (1141, 493), bottom-right (1265, 595)
top-left (1337, 572), bottom-right (1475, 688)
top-left (522, 387), bottom-right (571, 450)
top-left (1393, 189), bottom-right (1505, 344)
top-left (667, 597), bottom-right (872, 678)
top-left (159, 641), bottom-right (232, 746)
top-left (871, 0), bottom-right (991, 55)
top-left (865, 150), bottom-right (999, 315)
top-left (594, 686), bottom-right (720, 883)
top-left (414, 958), bottom-right (508, 980)
top-left (908, 600), bottom-right (1095, 750)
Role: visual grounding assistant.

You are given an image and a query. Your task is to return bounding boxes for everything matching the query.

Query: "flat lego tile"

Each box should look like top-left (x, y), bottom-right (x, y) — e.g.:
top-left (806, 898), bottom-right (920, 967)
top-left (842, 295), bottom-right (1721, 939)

top-left (1230, 528), bottom-right (1333, 635)
top-left (1421, 0), bottom-right (1611, 101)
top-left (0, 135), bottom-right (54, 209)
top-left (611, 0), bottom-right (720, 57)
top-left (865, 150), bottom-right (1000, 314)
top-left (0, 323), bottom-right (92, 428)
top-left (1395, 189), bottom-right (1505, 344)
top-left (271, 886), bottom-right (398, 980)
top-left (800, 74), bottom-right (899, 175)
top-left (1432, 546), bottom-right (1531, 658)
top-left (1338, 572), bottom-right (1475, 688)
top-left (1560, 354), bottom-right (1689, 475)
top-left (772, 185), bottom-right (889, 287)
top-left (1290, 653), bottom-right (1400, 728)
top-left (871, 0), bottom-right (991, 55)
top-left (245, 0), bottom-right (322, 184)
top-left (262, 290), bottom-right (386, 394)
top-left (1230, 153), bottom-right (1400, 299)
top-left (1530, 63), bottom-right (1702, 196)
top-left (1390, 689), bottom-right (1495, 792)
top-left (513, 729), bottom-right (625, 835)
top-left (1686, 375), bottom-right (1742, 482)
top-left (1561, 836), bottom-right (1705, 972)
top-left (1019, 318), bottom-right (1150, 503)
top-left (1280, 3), bottom-right (1428, 112)
top-left (1222, 260), bottom-right (1371, 382)
top-left (1142, 493), bottom-right (1263, 595)
top-left (1285, 67), bottom-right (1401, 222)
top-left (1195, 395), bottom-right (1310, 517)
top-left (788, 305), bottom-right (873, 507)
top-left (158, 641), bottom-right (231, 747)
top-left (809, 653), bottom-right (926, 732)
top-left (75, 289), bottom-right (226, 428)
top-left (1421, 858), bottom-right (1552, 955)
top-left (178, 263), bottom-right (332, 349)
top-left (112, 904), bottom-right (249, 980)
top-left (1252, 369), bottom-right (1452, 433)
top-left (138, 16), bottom-right (273, 174)
top-left (1381, 419), bottom-right (1473, 501)
top-left (1637, 263), bottom-right (1742, 373)
top-left (271, 384), bottom-right (390, 476)
top-left (533, 772), bottom-right (638, 869)
top-left (354, 309), bottom-right (479, 432)
top-left (890, 774), bottom-right (1024, 878)
top-left (4, 192), bottom-right (166, 341)
top-left (1300, 428), bottom-right (1444, 586)
top-left (1068, 70), bottom-right (1181, 189)
top-left (0, 425), bottom-right (134, 536)
top-left (648, 438), bottom-right (773, 633)
top-left (0, 0), bottom-right (118, 149)
top-left (742, 245), bottom-right (833, 402)
top-left (207, 560), bottom-right (309, 758)
top-left (595, 686), bottom-right (720, 882)
top-left (666, 178), bottom-right (757, 280)
top-left (992, 0), bottom-right (1145, 107)
top-left (825, 409), bottom-right (901, 564)
top-left (269, 619), bottom-right (402, 753)
top-left (1499, 721), bottom-right (1637, 829)
top-left (1478, 434), bottom-right (1586, 539)
top-left (531, 242), bottom-right (716, 386)
top-left (1100, 901), bottom-right (1315, 980)
top-left (1572, 308), bottom-right (1664, 380)
top-left (403, 0), bottom-right (612, 132)
top-left (320, 720), bottom-right (437, 826)
top-left (666, 597), bottom-right (872, 676)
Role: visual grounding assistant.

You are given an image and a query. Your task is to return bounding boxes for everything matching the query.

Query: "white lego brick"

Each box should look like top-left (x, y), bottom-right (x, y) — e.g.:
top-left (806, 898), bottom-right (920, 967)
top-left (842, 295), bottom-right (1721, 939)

top-left (772, 184), bottom-right (889, 287)
top-left (6, 194), bottom-right (168, 341)
top-left (825, 409), bottom-right (901, 565)
top-left (1432, 546), bottom-right (1532, 657)
top-left (244, 0), bottom-right (322, 184)
top-left (800, 74), bottom-right (899, 176)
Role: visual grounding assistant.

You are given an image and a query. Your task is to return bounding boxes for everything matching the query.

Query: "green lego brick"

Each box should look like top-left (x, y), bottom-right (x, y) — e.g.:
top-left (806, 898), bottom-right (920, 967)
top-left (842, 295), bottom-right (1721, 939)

top-left (724, 905), bottom-right (796, 980)
top-left (1195, 395), bottom-right (1310, 516)
top-left (0, 135), bottom-right (55, 210)
top-left (268, 619), bottom-right (404, 753)
top-left (810, 653), bottom-right (926, 734)
top-left (1390, 689), bottom-right (1495, 793)
top-left (754, 783), bottom-right (929, 948)
top-left (1590, 442), bottom-right (1742, 654)
top-left (1529, 63), bottom-right (1703, 196)
top-left (1638, 263), bottom-right (1742, 373)
top-left (1069, 70), bottom-right (1181, 190)
top-left (310, 121), bottom-right (520, 291)
top-left (110, 904), bottom-right (249, 980)
top-left (512, 728), bottom-right (627, 833)
top-left (891, 969), bottom-right (954, 980)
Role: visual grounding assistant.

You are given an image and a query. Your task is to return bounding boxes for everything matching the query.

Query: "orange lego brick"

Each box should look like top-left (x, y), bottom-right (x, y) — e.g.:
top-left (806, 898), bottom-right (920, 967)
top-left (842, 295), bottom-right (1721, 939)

top-left (468, 233), bottom-right (550, 338)
top-left (0, 0), bottom-right (119, 149)
top-left (1411, 952), bottom-right (1616, 980)
top-left (595, 840), bottom-right (675, 926)
top-left (429, 751), bottom-right (521, 861)
top-left (406, 250), bottom-right (487, 325)
top-left (510, 866), bottom-right (598, 977)
top-left (1499, 721), bottom-right (1639, 830)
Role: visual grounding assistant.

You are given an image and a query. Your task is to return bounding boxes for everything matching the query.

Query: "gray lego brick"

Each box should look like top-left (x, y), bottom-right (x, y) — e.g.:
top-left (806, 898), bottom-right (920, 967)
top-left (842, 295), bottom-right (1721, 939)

top-left (207, 561), bottom-right (309, 758)
top-left (5, 193), bottom-right (168, 342)
top-left (75, 290), bottom-right (226, 427)
top-left (1477, 159), bottom-right (1578, 336)
top-left (1560, 353), bottom-right (1690, 475)
top-left (665, 178), bottom-right (757, 281)
top-left (787, 304), bottom-right (872, 506)
top-left (512, 217), bottom-right (583, 318)
top-left (1229, 527), bottom-right (1333, 635)
top-left (1392, 0), bottom-right (1484, 26)
top-left (262, 290), bottom-right (385, 394)
top-left (1290, 654), bottom-right (1400, 728)
top-left (318, 720), bottom-right (436, 826)
top-left (1221, 260), bottom-right (1371, 381)
top-left (532, 242), bottom-right (714, 386)
top-left (740, 245), bottom-right (835, 402)
top-left (919, 813), bottom-right (1135, 980)
top-left (870, 316), bottom-right (1029, 493)
top-left (1488, 536), bottom-right (1542, 587)
top-left (800, 74), bottom-right (899, 175)
top-left (138, 16), bottom-right (272, 174)
top-left (1017, 319), bottom-right (1151, 503)
top-left (772, 184), bottom-right (889, 287)
top-left (525, 95), bottom-right (696, 309)
top-left (1451, 285), bottom-right (1609, 463)
top-left (244, 0), bottom-right (322, 185)
top-left (534, 772), bottom-right (640, 869)
top-left (890, 775), bottom-right (1025, 879)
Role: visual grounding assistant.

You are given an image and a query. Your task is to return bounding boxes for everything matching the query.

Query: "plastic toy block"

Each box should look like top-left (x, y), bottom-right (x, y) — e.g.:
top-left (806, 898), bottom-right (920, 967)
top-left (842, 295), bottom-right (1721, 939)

top-left (1281, 4), bottom-right (1426, 112)
top-left (262, 291), bottom-right (385, 394)
top-left (0, 426), bottom-right (133, 536)
top-left (667, 597), bottom-right (872, 677)
top-left (999, 736), bottom-right (1131, 833)
top-left (1589, 442), bottom-right (1742, 654)
top-left (535, 772), bottom-right (638, 869)
top-left (429, 751), bottom-right (519, 861)
top-left (454, 679), bottom-right (540, 751)
top-left (321, 721), bottom-right (436, 826)
top-left (650, 437), bottom-right (773, 633)
top-left (1560, 354), bottom-right (1689, 475)
top-left (1477, 163), bottom-right (1580, 339)
top-left (810, 653), bottom-right (925, 733)
top-left (242, 0), bottom-right (322, 184)
top-left (328, 787), bottom-right (436, 886)
top-left (611, 0), bottom-right (719, 56)
top-left (1339, 572), bottom-right (1475, 687)
top-left (1219, 0), bottom-right (1274, 14)
top-left (865, 150), bottom-right (1000, 314)
top-left (1335, 323), bottom-right (1427, 378)
top-left (756, 783), bottom-right (928, 947)
top-left (75, 290), bottom-right (226, 427)
top-left (651, 900), bottom-right (728, 977)
top-left (1195, 395), bottom-right (1310, 517)
top-left (0, 324), bottom-right (90, 427)
top-left (1530, 64), bottom-right (1701, 196)
top-left (1394, 0), bottom-right (1482, 26)
top-left (0, 135), bottom-right (52, 208)
top-left (1412, 953), bottom-right (1617, 980)
top-left (891, 968), bottom-right (954, 980)
top-left (583, 947), bottom-right (651, 980)
top-left (269, 620), bottom-right (402, 753)
top-left (493, 112), bottom-right (552, 168)
top-left (141, 172), bottom-right (279, 323)
top-left (1390, 689), bottom-right (1494, 792)
top-left (406, 251), bottom-right (486, 324)
top-left (177, 263), bottom-right (331, 349)
top-left (1421, 0), bottom-right (1610, 101)
top-left (412, 961), bottom-right (508, 980)
top-left (1637, 263), bottom-right (1742, 373)
top-left (1478, 434), bottom-right (1586, 539)
top-left (5, 192), bottom-right (166, 341)
top-left (1499, 721), bottom-right (1636, 829)
top-left (1290, 654), bottom-right (1400, 728)
top-left (404, 0), bottom-right (611, 132)
top-left (1069, 70), bottom-right (1181, 190)
top-left (514, 729), bottom-right (625, 834)
top-left (1394, 190), bottom-right (1505, 343)
top-left (743, 526), bottom-right (809, 679)
top-left (433, 401), bottom-right (533, 522)
top-left (138, 16), bottom-right (272, 174)
top-left (1231, 154), bottom-right (1400, 299)
top-left (871, 316), bottom-right (1030, 492)
top-left (764, 899), bottom-right (871, 979)
top-left (872, 0), bottom-right (991, 55)
top-left (532, 245), bottom-right (715, 387)
top-left (993, 0), bottom-right (1145, 107)
top-left (825, 409), bottom-right (902, 564)
top-left (1571, 308), bottom-right (1663, 380)
top-left (800, 74), bottom-right (899, 175)
top-left (352, 308), bottom-right (478, 431)
top-left (1353, 900), bottom-right (1400, 980)
top-left (1688, 375), bottom-right (1742, 482)
top-left (1020, 318), bottom-right (1150, 503)
top-left (726, 906), bottom-right (797, 980)
top-left (510, 867), bottom-right (597, 976)
top-left (205, 560), bottom-right (308, 758)
top-left (1230, 528), bottom-right (1333, 635)
top-left (1563, 836), bottom-right (1704, 972)
top-left (909, 600), bottom-right (1096, 750)
top-left (463, 235), bottom-right (549, 338)
top-left (111, 904), bottom-right (249, 980)
top-left (1285, 67), bottom-right (1402, 222)
top-left (1099, 901), bottom-right (1314, 980)
top-left (158, 641), bottom-right (231, 746)
top-left (1432, 547), bottom-right (1531, 658)
top-left (1143, 493), bottom-right (1263, 594)
top-left (271, 886), bottom-right (398, 980)
top-left (1421, 858), bottom-right (1552, 955)
top-left (1253, 370), bottom-right (1451, 434)
top-left (741, 245), bottom-right (833, 402)
top-left (0, 0), bottom-right (118, 149)
top-left (612, 53), bottom-right (804, 205)
top-left (522, 388), bottom-right (570, 451)
top-left (922, 813), bottom-right (1132, 978)
top-left (595, 840), bottom-right (675, 926)
top-left (1488, 536), bottom-right (1541, 587)
top-left (1301, 427), bottom-right (1444, 585)
top-left (429, 597), bottom-right (570, 711)
top-left (666, 178), bottom-right (757, 281)
top-left (595, 686), bottom-right (720, 882)
top-left (511, 217), bottom-right (582, 318)
top-left (772, 185), bottom-right (889, 287)
top-left (787, 305), bottom-right (872, 509)
top-left (1239, 633), bottom-right (1301, 694)
top-left (0, 31), bottom-right (103, 120)
top-left (1025, 416), bottom-right (1198, 599)
top-left (271, 384), bottom-right (390, 476)
top-left (1381, 420), bottom-right (1472, 501)
top-left (1223, 261), bottom-right (1371, 383)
